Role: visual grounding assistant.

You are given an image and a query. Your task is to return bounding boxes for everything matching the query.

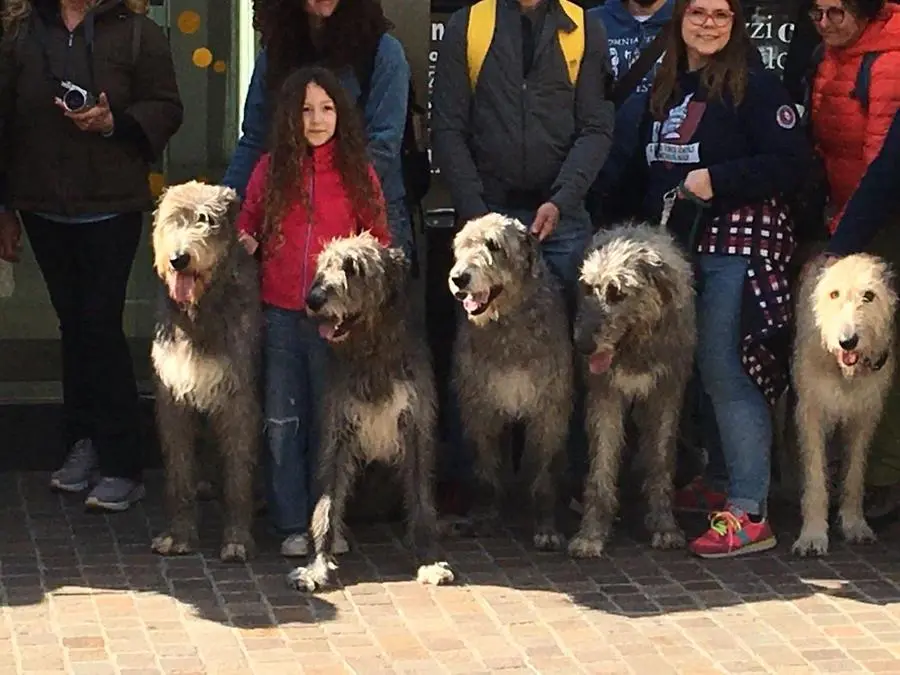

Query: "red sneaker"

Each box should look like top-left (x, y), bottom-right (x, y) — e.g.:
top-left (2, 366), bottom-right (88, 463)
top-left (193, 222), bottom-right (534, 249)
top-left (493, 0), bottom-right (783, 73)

top-left (674, 476), bottom-right (727, 513)
top-left (689, 507), bottom-right (777, 558)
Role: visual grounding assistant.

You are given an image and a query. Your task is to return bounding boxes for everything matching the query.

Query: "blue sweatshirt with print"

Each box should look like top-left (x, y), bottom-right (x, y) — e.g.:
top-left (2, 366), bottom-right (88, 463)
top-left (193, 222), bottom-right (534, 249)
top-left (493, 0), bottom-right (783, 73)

top-left (598, 66), bottom-right (812, 247)
top-left (222, 34), bottom-right (410, 205)
top-left (589, 0), bottom-right (674, 95)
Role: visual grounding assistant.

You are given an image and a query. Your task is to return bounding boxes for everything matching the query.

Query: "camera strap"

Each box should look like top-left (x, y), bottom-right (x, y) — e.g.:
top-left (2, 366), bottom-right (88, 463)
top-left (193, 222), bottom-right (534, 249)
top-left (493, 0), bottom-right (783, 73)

top-left (30, 8), bottom-right (97, 92)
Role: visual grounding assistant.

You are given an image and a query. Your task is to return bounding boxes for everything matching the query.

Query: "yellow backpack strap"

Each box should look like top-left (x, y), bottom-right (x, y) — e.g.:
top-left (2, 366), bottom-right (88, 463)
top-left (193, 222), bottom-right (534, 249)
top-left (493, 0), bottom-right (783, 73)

top-left (467, 0), bottom-right (497, 91)
top-left (557, 0), bottom-right (585, 87)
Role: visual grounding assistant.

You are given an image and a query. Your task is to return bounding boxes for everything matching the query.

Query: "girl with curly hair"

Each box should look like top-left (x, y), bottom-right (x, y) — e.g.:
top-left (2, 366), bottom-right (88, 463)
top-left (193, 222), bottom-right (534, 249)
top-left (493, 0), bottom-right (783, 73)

top-left (224, 0), bottom-right (413, 262)
top-left (235, 66), bottom-right (390, 557)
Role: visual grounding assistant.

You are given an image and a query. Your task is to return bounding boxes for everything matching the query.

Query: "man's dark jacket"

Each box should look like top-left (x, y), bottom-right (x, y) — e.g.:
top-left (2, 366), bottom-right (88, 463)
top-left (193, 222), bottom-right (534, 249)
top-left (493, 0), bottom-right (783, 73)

top-left (431, 0), bottom-right (615, 221)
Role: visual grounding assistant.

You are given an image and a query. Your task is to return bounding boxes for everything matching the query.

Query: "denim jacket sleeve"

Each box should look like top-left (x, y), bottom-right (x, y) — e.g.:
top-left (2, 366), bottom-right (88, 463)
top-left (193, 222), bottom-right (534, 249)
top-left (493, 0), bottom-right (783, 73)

top-left (360, 34), bottom-right (410, 200)
top-left (222, 50), bottom-right (271, 199)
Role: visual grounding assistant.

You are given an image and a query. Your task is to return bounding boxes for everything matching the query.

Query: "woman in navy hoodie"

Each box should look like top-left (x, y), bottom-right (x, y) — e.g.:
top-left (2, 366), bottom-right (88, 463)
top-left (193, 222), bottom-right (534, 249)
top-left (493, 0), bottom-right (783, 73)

top-left (598, 0), bottom-right (811, 558)
top-left (223, 0), bottom-right (413, 261)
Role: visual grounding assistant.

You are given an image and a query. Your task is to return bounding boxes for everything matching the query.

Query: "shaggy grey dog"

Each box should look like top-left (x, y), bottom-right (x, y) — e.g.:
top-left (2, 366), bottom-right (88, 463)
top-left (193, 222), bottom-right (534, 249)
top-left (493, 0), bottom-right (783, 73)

top-left (287, 233), bottom-right (454, 593)
top-left (792, 254), bottom-right (898, 557)
top-left (448, 213), bottom-right (573, 551)
top-left (569, 221), bottom-right (695, 557)
top-left (149, 180), bottom-right (261, 563)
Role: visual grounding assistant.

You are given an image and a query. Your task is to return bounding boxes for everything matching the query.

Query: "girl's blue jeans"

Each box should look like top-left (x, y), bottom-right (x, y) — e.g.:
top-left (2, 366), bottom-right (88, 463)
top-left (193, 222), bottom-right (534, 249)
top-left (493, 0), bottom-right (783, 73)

top-left (695, 254), bottom-right (772, 516)
top-left (262, 305), bottom-right (329, 536)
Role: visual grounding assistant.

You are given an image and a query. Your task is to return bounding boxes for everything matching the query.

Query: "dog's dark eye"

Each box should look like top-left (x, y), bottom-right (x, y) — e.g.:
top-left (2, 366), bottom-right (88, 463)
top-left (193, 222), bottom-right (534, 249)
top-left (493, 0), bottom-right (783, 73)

top-left (830, 290), bottom-right (840, 300)
top-left (863, 290), bottom-right (876, 303)
top-left (342, 259), bottom-right (364, 277)
top-left (485, 239), bottom-right (500, 253)
top-left (606, 284), bottom-right (625, 304)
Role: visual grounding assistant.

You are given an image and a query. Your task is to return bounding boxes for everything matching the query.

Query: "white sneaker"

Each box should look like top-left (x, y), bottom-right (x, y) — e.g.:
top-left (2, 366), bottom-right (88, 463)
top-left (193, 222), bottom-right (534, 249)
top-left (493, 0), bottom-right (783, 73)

top-left (280, 533), bottom-right (309, 557)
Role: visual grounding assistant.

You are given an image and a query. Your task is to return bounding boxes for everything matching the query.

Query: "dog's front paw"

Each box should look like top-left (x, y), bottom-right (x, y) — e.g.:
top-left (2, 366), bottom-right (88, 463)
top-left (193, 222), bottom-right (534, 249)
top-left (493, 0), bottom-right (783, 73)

top-left (416, 561), bottom-right (455, 586)
top-left (287, 556), bottom-right (334, 593)
top-left (533, 530), bottom-right (565, 552)
top-left (650, 529), bottom-right (686, 550)
top-left (841, 517), bottom-right (877, 545)
top-left (220, 528), bottom-right (255, 563)
top-left (567, 535), bottom-right (607, 559)
top-left (151, 530), bottom-right (196, 556)
top-left (792, 527), bottom-right (829, 557)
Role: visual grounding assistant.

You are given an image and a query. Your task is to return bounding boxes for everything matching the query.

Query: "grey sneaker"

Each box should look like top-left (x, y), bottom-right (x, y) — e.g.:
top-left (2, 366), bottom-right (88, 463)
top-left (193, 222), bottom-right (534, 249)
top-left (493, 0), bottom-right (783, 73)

top-left (84, 477), bottom-right (145, 512)
top-left (50, 439), bottom-right (98, 492)
top-left (281, 533), bottom-right (309, 557)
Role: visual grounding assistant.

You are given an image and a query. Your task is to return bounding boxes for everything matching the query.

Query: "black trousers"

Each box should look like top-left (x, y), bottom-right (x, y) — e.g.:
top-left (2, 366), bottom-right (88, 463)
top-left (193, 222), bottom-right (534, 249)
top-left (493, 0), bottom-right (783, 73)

top-left (21, 212), bottom-right (143, 480)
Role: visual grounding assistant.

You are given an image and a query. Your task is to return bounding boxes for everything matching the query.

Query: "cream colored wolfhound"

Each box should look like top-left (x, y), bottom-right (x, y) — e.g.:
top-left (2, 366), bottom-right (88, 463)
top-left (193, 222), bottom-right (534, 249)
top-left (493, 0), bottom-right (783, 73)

top-left (792, 254), bottom-right (898, 557)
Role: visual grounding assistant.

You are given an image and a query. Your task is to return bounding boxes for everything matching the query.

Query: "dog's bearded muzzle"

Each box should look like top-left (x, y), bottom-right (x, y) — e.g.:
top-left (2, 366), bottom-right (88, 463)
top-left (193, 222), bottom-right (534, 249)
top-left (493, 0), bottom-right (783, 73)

top-left (832, 327), bottom-right (889, 375)
top-left (574, 319), bottom-right (617, 375)
top-left (448, 269), bottom-right (503, 317)
top-left (305, 285), bottom-right (359, 343)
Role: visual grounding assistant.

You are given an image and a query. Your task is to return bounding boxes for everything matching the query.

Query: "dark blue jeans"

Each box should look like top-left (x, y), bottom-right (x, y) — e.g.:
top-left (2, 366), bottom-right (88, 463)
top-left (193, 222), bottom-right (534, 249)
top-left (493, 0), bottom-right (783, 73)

top-left (262, 306), bottom-right (329, 536)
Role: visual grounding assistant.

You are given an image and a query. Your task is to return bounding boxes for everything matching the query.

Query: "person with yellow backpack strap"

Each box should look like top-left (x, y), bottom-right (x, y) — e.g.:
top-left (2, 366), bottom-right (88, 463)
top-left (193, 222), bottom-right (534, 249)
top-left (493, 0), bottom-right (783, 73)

top-left (432, 0), bottom-right (613, 293)
top-left (431, 0), bottom-right (614, 520)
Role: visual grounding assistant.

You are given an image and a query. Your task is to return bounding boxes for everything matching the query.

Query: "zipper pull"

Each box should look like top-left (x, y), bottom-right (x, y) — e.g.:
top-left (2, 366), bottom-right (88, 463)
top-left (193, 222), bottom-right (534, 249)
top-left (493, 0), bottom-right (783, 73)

top-left (68, 33), bottom-right (73, 47)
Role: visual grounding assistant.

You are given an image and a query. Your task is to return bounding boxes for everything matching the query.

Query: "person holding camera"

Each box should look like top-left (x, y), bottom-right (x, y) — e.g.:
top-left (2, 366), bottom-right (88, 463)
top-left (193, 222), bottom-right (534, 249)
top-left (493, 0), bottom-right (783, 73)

top-left (0, 0), bottom-right (183, 511)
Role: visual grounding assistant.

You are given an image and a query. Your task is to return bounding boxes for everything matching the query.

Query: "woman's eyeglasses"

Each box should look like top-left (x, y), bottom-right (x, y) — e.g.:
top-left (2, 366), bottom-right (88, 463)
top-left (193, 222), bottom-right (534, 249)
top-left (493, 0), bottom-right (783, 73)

top-left (685, 7), bottom-right (735, 28)
top-left (808, 6), bottom-right (847, 24)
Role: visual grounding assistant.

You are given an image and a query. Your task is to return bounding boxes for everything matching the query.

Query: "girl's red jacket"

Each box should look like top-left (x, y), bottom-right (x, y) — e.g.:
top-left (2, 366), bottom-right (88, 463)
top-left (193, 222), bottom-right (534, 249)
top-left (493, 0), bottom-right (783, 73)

top-left (235, 141), bottom-right (391, 311)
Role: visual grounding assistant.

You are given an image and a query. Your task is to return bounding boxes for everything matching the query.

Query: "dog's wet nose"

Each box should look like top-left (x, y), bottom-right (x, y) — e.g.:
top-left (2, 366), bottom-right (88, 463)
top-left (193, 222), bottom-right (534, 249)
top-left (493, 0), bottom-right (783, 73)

top-left (170, 253), bottom-right (191, 272)
top-left (840, 334), bottom-right (859, 351)
top-left (451, 272), bottom-right (471, 289)
top-left (306, 286), bottom-right (327, 312)
top-left (574, 330), bottom-right (596, 356)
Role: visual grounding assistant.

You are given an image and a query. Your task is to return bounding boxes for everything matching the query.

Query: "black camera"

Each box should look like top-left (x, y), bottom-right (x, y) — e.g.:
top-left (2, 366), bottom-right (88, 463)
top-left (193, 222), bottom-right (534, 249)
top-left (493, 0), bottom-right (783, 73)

top-left (59, 80), bottom-right (97, 113)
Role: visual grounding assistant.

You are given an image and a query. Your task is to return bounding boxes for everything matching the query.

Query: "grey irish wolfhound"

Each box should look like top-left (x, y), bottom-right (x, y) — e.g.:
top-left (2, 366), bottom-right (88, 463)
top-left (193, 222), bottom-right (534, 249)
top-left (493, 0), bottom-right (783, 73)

top-left (569, 221), bottom-right (696, 557)
top-left (287, 233), bottom-right (454, 593)
top-left (149, 180), bottom-right (261, 563)
top-left (448, 213), bottom-right (573, 551)
top-left (792, 254), bottom-right (898, 556)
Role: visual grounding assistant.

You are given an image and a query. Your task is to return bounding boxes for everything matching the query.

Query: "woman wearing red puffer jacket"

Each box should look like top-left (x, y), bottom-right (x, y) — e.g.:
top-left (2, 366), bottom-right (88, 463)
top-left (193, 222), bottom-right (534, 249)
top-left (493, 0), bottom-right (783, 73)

top-left (235, 65), bottom-right (390, 559)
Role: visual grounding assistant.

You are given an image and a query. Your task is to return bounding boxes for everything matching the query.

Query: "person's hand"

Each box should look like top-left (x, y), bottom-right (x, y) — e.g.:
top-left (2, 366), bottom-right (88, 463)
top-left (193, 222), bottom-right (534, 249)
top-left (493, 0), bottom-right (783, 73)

top-left (56, 92), bottom-right (114, 134)
top-left (531, 202), bottom-right (560, 241)
top-left (680, 169), bottom-right (714, 201)
top-left (238, 232), bottom-right (259, 255)
top-left (0, 211), bottom-right (22, 263)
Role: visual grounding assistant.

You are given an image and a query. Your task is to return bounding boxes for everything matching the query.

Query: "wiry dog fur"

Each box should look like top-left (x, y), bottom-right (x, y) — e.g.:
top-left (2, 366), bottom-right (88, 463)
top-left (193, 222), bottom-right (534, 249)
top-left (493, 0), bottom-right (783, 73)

top-left (448, 213), bottom-right (573, 551)
top-left (570, 221), bottom-right (695, 557)
top-left (149, 180), bottom-right (262, 563)
top-left (792, 254), bottom-right (898, 556)
top-left (287, 233), bottom-right (453, 592)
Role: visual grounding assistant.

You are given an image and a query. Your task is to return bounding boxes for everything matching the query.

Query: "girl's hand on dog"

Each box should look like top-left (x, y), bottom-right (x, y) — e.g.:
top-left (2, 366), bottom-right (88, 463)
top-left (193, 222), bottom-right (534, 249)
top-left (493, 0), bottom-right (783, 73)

top-left (238, 232), bottom-right (259, 255)
top-left (681, 169), bottom-right (714, 201)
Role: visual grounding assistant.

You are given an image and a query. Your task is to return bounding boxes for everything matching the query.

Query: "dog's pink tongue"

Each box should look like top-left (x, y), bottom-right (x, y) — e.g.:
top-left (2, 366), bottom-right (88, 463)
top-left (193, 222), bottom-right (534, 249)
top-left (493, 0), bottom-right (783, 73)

top-left (463, 291), bottom-right (488, 313)
top-left (170, 273), bottom-right (194, 304)
top-left (842, 351), bottom-right (859, 366)
top-left (589, 350), bottom-right (613, 374)
top-left (318, 323), bottom-right (337, 340)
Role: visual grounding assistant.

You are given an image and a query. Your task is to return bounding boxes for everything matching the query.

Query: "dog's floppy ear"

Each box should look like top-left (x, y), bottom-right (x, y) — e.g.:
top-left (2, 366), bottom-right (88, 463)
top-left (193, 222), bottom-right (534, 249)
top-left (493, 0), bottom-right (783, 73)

top-left (382, 245), bottom-right (411, 306)
top-left (523, 230), bottom-right (543, 278)
top-left (636, 250), bottom-right (676, 305)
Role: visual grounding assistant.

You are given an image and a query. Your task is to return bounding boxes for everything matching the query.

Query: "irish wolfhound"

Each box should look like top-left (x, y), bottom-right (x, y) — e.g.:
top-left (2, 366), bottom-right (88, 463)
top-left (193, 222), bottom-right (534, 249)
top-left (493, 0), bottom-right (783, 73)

top-left (149, 180), bottom-right (261, 563)
top-left (569, 221), bottom-right (695, 557)
top-left (792, 254), bottom-right (898, 556)
top-left (448, 213), bottom-right (573, 551)
top-left (287, 233), bottom-right (454, 593)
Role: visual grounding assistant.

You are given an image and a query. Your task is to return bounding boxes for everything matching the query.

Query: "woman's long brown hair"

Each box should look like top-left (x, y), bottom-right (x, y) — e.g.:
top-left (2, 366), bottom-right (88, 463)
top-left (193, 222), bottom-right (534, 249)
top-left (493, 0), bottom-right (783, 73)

top-left (649, 0), bottom-right (752, 119)
top-left (261, 66), bottom-right (382, 247)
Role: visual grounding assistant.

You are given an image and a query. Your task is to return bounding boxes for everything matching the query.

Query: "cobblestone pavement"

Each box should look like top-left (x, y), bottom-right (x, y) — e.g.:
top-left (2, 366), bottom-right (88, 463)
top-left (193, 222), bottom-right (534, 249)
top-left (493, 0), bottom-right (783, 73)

top-left (3, 471), bottom-right (900, 674)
